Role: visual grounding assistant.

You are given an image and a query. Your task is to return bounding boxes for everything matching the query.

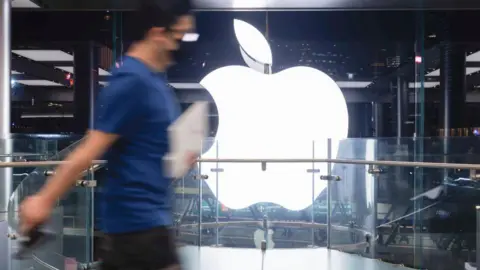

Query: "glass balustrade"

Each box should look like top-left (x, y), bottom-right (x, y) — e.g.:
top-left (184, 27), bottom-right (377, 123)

top-left (6, 137), bottom-right (480, 270)
top-left (7, 137), bottom-right (96, 270)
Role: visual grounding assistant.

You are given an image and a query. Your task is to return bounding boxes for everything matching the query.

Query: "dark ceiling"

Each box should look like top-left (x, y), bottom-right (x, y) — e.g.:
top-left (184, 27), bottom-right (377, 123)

top-left (9, 3), bottom-right (480, 134)
top-left (11, 10), bottom-right (480, 91)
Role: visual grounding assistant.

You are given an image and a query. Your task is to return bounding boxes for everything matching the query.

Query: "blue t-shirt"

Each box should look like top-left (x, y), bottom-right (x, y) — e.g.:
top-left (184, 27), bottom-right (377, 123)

top-left (94, 56), bottom-right (180, 234)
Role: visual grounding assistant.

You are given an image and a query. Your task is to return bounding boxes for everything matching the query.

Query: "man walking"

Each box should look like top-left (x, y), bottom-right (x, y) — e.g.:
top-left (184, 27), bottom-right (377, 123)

top-left (19, 1), bottom-right (195, 269)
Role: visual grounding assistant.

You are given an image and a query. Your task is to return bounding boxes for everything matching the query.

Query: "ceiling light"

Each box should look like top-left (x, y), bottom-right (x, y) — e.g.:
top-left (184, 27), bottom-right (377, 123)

top-left (426, 67), bottom-right (480, 77)
top-left (16, 80), bottom-right (63, 86)
top-left (11, 0), bottom-right (40, 8)
top-left (169, 81), bottom-right (372, 89)
top-left (56, 66), bottom-right (111, 76)
top-left (467, 51), bottom-right (480, 62)
top-left (13, 50), bottom-right (73, 62)
top-left (409, 82), bottom-right (439, 88)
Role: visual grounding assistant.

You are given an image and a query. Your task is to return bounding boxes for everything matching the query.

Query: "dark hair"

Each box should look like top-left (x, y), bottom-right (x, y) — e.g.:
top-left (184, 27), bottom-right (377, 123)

top-left (133, 0), bottom-right (192, 41)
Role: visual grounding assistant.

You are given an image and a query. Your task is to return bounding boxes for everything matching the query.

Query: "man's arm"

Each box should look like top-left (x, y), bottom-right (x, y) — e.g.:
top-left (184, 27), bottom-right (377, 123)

top-left (38, 130), bottom-right (118, 205)
top-left (37, 74), bottom-right (146, 203)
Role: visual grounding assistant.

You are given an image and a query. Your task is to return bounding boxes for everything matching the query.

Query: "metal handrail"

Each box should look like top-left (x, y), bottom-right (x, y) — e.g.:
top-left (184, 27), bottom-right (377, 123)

top-left (31, 254), bottom-right (60, 270)
top-left (1, 158), bottom-right (480, 170)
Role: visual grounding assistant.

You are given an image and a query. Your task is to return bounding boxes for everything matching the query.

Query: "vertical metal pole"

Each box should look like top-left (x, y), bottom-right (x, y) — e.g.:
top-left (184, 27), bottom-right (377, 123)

top-left (73, 42), bottom-right (98, 131)
top-left (0, 1), bottom-right (11, 269)
top-left (372, 103), bottom-right (378, 137)
top-left (373, 102), bottom-right (383, 138)
top-left (0, 0), bottom-right (9, 115)
top-left (476, 206), bottom-right (480, 268)
top-left (112, 12), bottom-right (117, 66)
top-left (87, 167), bottom-right (95, 263)
top-left (311, 140), bottom-right (315, 247)
top-left (326, 138), bottom-right (332, 249)
top-left (396, 77), bottom-right (403, 142)
top-left (413, 12), bottom-right (425, 266)
top-left (371, 141), bottom-right (378, 259)
top-left (215, 142), bottom-right (219, 246)
top-left (198, 141), bottom-right (203, 246)
top-left (88, 42), bottom-right (97, 129)
top-left (440, 40), bottom-right (466, 184)
top-left (0, 0), bottom-right (12, 210)
top-left (182, 177), bottom-right (185, 204)
top-left (441, 42), bottom-right (451, 182)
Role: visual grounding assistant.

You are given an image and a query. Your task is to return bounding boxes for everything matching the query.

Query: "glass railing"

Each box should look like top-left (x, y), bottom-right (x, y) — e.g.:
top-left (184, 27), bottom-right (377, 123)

top-left (7, 137), bottom-right (96, 270)
top-left (174, 137), bottom-right (480, 270)
top-left (0, 137), bottom-right (65, 270)
top-left (7, 136), bottom-right (480, 270)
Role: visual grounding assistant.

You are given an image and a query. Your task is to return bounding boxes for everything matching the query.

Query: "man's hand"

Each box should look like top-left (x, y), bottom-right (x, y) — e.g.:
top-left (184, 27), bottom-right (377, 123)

top-left (185, 151), bottom-right (199, 169)
top-left (19, 194), bottom-right (55, 234)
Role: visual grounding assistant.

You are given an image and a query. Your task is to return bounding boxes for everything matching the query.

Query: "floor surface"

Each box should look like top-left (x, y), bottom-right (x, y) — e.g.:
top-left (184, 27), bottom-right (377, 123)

top-left (178, 246), bottom-right (412, 270)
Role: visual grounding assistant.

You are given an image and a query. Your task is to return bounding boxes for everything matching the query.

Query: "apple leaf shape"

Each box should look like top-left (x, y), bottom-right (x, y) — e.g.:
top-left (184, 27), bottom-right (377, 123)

top-left (234, 19), bottom-right (272, 67)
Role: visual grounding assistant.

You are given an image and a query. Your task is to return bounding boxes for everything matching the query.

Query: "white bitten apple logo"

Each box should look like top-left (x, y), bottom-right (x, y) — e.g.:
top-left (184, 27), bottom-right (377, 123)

top-left (200, 19), bottom-right (349, 211)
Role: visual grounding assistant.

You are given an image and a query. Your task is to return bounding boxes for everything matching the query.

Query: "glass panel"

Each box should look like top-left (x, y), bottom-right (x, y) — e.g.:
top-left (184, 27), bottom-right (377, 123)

top-left (60, 165), bottom-right (96, 264)
top-left (174, 138), bottom-right (211, 246)
top-left (325, 138), bottom-right (473, 269)
top-left (8, 138), bottom-right (101, 267)
top-left (197, 139), bottom-right (318, 249)
top-left (376, 163), bottom-right (472, 270)
top-left (328, 138), bottom-right (377, 258)
top-left (312, 139), bottom-right (329, 249)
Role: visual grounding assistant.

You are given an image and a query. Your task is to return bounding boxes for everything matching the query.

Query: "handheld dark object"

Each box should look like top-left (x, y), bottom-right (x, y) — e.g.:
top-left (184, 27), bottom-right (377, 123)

top-left (12, 224), bottom-right (56, 260)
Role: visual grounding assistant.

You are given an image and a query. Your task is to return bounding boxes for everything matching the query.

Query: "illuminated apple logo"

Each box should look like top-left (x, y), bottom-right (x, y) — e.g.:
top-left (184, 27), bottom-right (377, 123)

top-left (200, 19), bottom-right (349, 211)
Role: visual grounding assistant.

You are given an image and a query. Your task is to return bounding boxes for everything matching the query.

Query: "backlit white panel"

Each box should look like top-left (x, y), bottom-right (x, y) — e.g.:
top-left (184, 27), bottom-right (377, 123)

top-left (12, 0), bottom-right (40, 8)
top-left (426, 69), bottom-right (439, 77)
top-left (56, 66), bottom-right (111, 76)
top-left (409, 82), bottom-right (440, 88)
top-left (21, 114), bottom-right (73, 119)
top-left (171, 83), bottom-right (202, 89)
top-left (17, 80), bottom-right (63, 86)
top-left (55, 66), bottom-right (74, 73)
top-left (465, 67), bottom-right (479, 75)
top-left (336, 81), bottom-right (371, 88)
top-left (467, 51), bottom-right (480, 62)
top-left (170, 81), bottom-right (371, 89)
top-left (426, 67), bottom-right (480, 77)
top-left (13, 50), bottom-right (73, 62)
top-left (99, 68), bottom-right (111, 76)
top-left (425, 69), bottom-right (439, 77)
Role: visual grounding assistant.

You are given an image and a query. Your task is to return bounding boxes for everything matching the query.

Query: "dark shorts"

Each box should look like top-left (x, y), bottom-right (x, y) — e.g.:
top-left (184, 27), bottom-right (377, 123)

top-left (101, 226), bottom-right (180, 270)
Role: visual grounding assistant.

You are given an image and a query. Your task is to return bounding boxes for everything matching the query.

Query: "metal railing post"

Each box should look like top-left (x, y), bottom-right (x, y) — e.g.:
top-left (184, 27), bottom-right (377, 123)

top-left (310, 140), bottom-right (315, 247)
top-left (327, 138), bottom-right (332, 249)
top-left (477, 206), bottom-right (480, 268)
top-left (215, 142), bottom-right (219, 246)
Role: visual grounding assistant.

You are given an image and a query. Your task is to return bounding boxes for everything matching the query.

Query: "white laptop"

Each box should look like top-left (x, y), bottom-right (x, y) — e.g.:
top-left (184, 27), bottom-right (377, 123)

top-left (164, 102), bottom-right (209, 179)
